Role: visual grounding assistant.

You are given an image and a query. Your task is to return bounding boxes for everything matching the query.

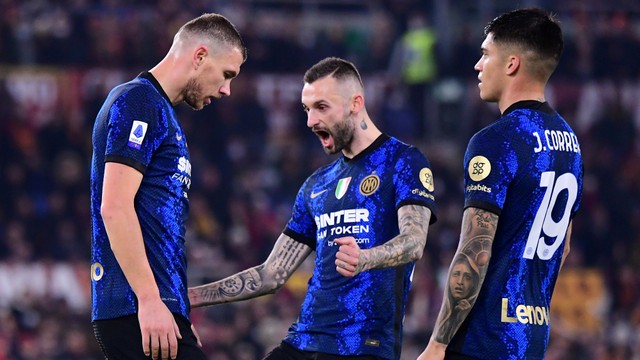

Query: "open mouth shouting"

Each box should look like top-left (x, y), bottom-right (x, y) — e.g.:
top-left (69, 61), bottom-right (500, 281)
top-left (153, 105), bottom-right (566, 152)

top-left (314, 128), bottom-right (334, 151)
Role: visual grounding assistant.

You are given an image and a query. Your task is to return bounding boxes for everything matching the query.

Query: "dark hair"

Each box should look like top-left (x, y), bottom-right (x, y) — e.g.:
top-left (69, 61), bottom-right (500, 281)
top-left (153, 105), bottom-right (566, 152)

top-left (484, 8), bottom-right (563, 78)
top-left (180, 13), bottom-right (247, 61)
top-left (303, 57), bottom-right (364, 88)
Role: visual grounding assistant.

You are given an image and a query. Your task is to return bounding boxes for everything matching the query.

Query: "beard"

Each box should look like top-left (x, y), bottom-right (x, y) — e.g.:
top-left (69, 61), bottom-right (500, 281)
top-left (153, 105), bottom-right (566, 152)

top-left (323, 112), bottom-right (355, 155)
top-left (183, 77), bottom-right (203, 110)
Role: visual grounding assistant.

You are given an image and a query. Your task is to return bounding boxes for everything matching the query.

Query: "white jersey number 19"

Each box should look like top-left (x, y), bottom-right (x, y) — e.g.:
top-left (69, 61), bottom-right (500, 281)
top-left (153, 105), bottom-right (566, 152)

top-left (523, 171), bottom-right (578, 260)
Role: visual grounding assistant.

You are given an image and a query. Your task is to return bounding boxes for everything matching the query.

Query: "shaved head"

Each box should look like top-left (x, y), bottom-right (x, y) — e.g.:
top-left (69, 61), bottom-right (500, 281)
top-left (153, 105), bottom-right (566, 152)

top-left (172, 13), bottom-right (247, 61)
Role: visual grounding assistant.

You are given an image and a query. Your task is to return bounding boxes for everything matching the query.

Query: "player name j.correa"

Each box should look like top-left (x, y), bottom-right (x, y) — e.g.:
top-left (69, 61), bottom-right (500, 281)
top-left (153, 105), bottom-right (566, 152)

top-left (533, 130), bottom-right (580, 154)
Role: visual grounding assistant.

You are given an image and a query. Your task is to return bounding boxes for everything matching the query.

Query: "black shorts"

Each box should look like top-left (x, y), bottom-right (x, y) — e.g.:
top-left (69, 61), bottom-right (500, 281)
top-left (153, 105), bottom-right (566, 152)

top-left (263, 341), bottom-right (385, 360)
top-left (92, 313), bottom-right (206, 360)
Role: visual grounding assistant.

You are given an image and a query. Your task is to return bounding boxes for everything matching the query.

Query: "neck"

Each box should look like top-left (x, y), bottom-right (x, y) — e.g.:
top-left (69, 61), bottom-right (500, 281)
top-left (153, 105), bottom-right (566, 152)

top-left (497, 77), bottom-right (546, 113)
top-left (149, 56), bottom-right (185, 106)
top-left (341, 114), bottom-right (381, 158)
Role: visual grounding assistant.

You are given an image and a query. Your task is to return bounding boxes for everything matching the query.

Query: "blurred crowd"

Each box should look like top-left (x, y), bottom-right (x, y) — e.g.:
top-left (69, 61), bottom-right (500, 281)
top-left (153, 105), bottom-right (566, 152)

top-left (1, 0), bottom-right (640, 359)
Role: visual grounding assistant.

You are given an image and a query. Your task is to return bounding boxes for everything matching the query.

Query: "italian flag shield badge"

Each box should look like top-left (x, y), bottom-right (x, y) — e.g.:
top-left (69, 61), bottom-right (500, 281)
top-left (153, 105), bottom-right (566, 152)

top-left (335, 177), bottom-right (351, 199)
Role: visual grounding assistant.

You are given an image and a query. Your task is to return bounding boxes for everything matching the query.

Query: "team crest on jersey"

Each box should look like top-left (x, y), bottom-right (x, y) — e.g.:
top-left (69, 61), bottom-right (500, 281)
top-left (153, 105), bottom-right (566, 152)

top-left (91, 262), bottom-right (104, 281)
top-left (419, 168), bottom-right (435, 192)
top-left (359, 174), bottom-right (380, 196)
top-left (128, 120), bottom-right (148, 149)
top-left (335, 177), bottom-right (351, 199)
top-left (468, 155), bottom-right (491, 181)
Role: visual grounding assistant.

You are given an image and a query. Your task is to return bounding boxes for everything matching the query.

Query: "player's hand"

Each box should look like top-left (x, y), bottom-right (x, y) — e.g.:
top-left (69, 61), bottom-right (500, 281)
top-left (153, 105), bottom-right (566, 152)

top-left (417, 338), bottom-right (446, 360)
top-left (138, 297), bottom-right (182, 360)
top-left (334, 236), bottom-right (364, 277)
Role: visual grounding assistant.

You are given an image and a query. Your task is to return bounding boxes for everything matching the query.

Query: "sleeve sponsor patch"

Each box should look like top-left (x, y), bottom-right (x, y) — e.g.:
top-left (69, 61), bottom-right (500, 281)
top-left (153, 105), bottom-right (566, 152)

top-left (419, 167), bottom-right (434, 192)
top-left (468, 155), bottom-right (491, 181)
top-left (128, 120), bottom-right (148, 149)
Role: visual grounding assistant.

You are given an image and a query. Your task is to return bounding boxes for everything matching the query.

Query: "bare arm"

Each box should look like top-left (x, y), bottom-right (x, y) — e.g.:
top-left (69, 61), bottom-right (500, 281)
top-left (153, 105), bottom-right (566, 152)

top-left (420, 207), bottom-right (498, 359)
top-left (101, 162), bottom-right (180, 359)
top-left (334, 204), bottom-right (431, 277)
top-left (189, 234), bottom-right (313, 307)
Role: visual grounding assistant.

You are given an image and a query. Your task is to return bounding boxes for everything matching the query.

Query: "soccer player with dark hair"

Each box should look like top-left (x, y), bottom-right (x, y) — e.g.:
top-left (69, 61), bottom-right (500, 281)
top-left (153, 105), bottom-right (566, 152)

top-left (418, 8), bottom-right (583, 360)
top-left (90, 13), bottom-right (246, 360)
top-left (189, 57), bottom-right (437, 360)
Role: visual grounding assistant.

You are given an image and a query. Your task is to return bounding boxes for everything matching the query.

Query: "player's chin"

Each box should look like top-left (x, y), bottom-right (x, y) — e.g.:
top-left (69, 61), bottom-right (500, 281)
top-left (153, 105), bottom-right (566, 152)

top-left (319, 136), bottom-right (339, 155)
top-left (185, 101), bottom-right (205, 111)
top-left (187, 97), bottom-right (213, 111)
top-left (322, 145), bottom-right (337, 155)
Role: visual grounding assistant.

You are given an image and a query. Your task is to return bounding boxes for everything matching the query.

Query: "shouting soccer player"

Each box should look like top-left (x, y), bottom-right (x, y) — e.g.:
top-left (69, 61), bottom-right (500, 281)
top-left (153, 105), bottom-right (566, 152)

top-left (189, 57), bottom-right (437, 360)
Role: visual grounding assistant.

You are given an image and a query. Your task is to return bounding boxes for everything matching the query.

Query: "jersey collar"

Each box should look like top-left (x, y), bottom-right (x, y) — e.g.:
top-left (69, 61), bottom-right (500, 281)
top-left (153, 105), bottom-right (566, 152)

top-left (344, 133), bottom-right (390, 163)
top-left (502, 100), bottom-right (554, 116)
top-left (138, 71), bottom-right (172, 105)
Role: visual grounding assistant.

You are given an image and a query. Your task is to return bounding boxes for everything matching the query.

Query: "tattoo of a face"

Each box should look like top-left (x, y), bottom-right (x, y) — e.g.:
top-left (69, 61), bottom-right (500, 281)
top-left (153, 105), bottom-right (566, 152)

top-left (433, 208), bottom-right (498, 345)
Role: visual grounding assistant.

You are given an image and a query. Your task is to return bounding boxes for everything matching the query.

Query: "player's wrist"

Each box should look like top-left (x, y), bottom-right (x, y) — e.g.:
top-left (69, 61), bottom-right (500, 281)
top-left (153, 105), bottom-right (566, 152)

top-left (358, 249), bottom-right (371, 272)
top-left (428, 336), bottom-right (448, 349)
top-left (135, 289), bottom-right (162, 304)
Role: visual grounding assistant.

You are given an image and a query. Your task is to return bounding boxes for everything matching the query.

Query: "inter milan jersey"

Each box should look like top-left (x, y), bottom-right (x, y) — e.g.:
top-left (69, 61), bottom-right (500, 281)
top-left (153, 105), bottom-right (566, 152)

top-left (448, 101), bottom-right (583, 359)
top-left (283, 134), bottom-right (437, 360)
top-left (90, 72), bottom-right (192, 321)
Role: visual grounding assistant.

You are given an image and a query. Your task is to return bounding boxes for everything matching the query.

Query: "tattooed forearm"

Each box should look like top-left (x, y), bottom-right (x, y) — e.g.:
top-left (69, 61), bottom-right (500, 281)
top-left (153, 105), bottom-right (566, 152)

top-left (432, 207), bottom-right (498, 345)
top-left (189, 234), bottom-right (312, 308)
top-left (189, 266), bottom-right (265, 307)
top-left (361, 205), bottom-right (431, 271)
top-left (267, 236), bottom-right (310, 286)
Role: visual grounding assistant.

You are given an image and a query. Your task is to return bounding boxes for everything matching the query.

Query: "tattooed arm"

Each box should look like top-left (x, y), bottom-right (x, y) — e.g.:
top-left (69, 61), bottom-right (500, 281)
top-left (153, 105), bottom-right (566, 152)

top-left (334, 204), bottom-right (431, 277)
top-left (418, 207), bottom-right (498, 360)
top-left (188, 234), bottom-right (312, 308)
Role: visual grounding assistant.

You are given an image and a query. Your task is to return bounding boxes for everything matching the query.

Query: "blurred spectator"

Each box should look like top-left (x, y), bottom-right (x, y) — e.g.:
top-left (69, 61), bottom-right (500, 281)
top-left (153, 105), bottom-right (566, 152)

top-left (388, 12), bottom-right (438, 137)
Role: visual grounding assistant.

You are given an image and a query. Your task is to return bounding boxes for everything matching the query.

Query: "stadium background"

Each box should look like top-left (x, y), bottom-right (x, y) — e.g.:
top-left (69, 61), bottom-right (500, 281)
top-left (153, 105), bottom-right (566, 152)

top-left (0, 0), bottom-right (638, 359)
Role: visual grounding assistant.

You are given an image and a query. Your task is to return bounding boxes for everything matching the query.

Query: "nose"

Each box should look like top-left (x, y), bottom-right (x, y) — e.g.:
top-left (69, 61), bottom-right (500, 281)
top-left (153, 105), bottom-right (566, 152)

top-left (474, 58), bottom-right (482, 72)
top-left (219, 80), bottom-right (231, 97)
top-left (306, 111), bottom-right (319, 128)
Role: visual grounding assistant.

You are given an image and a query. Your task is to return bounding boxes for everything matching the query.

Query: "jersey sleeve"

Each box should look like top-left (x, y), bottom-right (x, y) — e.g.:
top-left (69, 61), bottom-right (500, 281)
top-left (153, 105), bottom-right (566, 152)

top-left (393, 146), bottom-right (437, 224)
top-left (283, 180), bottom-right (317, 250)
top-left (104, 89), bottom-right (167, 173)
top-left (463, 127), bottom-right (517, 215)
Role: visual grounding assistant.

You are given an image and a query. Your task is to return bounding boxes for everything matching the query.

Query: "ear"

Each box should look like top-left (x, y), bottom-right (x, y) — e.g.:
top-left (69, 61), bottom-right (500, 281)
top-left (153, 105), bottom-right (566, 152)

top-left (505, 55), bottom-right (520, 76)
top-left (193, 46), bottom-right (208, 70)
top-left (351, 93), bottom-right (365, 114)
